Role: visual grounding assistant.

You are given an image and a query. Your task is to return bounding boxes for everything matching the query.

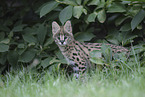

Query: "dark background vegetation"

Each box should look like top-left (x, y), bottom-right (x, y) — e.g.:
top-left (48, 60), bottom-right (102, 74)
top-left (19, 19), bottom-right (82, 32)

top-left (0, 0), bottom-right (145, 74)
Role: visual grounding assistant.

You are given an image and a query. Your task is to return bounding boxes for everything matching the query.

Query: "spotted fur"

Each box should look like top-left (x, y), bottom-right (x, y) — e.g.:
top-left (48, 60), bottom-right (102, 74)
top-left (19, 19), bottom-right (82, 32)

top-left (52, 20), bottom-right (129, 78)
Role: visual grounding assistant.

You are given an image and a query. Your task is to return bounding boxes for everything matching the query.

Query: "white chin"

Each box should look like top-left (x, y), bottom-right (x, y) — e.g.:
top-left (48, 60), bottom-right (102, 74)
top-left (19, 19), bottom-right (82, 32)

top-left (58, 42), bottom-right (67, 46)
top-left (63, 42), bottom-right (67, 45)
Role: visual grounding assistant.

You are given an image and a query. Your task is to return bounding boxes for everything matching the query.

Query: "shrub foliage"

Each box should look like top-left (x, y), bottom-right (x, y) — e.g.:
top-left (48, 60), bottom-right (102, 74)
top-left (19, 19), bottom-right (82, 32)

top-left (0, 0), bottom-right (145, 74)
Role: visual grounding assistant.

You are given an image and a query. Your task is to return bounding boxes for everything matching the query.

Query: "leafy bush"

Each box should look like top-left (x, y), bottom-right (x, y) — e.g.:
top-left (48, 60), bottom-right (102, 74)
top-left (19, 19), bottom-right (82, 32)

top-left (0, 0), bottom-right (144, 74)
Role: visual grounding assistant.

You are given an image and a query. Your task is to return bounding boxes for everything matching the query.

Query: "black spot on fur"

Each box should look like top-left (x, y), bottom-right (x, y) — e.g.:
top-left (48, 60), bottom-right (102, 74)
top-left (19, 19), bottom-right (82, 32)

top-left (73, 53), bottom-right (77, 56)
top-left (79, 67), bottom-right (86, 69)
top-left (72, 56), bottom-right (75, 59)
top-left (82, 70), bottom-right (86, 73)
top-left (75, 63), bottom-right (78, 66)
top-left (77, 57), bottom-right (79, 61)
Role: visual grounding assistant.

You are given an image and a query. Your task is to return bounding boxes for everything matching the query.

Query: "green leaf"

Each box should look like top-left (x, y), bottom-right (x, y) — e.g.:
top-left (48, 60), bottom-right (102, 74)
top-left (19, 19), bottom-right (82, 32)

top-left (23, 27), bottom-right (37, 35)
top-left (37, 24), bottom-right (47, 45)
top-left (90, 50), bottom-right (102, 58)
top-left (40, 1), bottom-right (59, 18)
top-left (97, 9), bottom-right (106, 23)
top-left (115, 17), bottom-right (129, 26)
top-left (54, 50), bottom-right (64, 60)
top-left (106, 29), bottom-right (121, 45)
top-left (120, 23), bottom-right (131, 31)
top-left (0, 38), bottom-right (10, 44)
top-left (0, 32), bottom-right (5, 41)
top-left (107, 2), bottom-right (126, 13)
top-left (7, 51), bottom-right (18, 66)
top-left (23, 34), bottom-right (37, 43)
top-left (59, 6), bottom-right (73, 24)
top-left (0, 25), bottom-right (10, 32)
top-left (90, 50), bottom-right (104, 64)
top-left (0, 65), bottom-right (6, 74)
top-left (0, 53), bottom-right (7, 64)
top-left (44, 37), bottom-right (54, 46)
top-left (47, 43), bottom-right (58, 51)
top-left (56, 0), bottom-right (77, 5)
top-left (17, 48), bottom-right (27, 55)
top-left (131, 9), bottom-right (145, 30)
top-left (123, 34), bottom-right (138, 46)
top-left (101, 44), bottom-right (112, 63)
top-left (87, 12), bottom-right (97, 22)
top-left (74, 31), bottom-right (95, 42)
top-left (49, 58), bottom-right (67, 64)
top-left (83, 8), bottom-right (87, 15)
top-left (83, 0), bottom-right (89, 5)
top-left (19, 50), bottom-right (35, 62)
top-left (122, 0), bottom-right (145, 2)
top-left (76, 0), bottom-right (82, 5)
top-left (8, 31), bottom-right (13, 39)
top-left (88, 0), bottom-right (100, 5)
top-left (73, 6), bottom-right (83, 19)
top-left (18, 44), bottom-right (25, 48)
top-left (90, 57), bottom-right (104, 65)
top-left (0, 43), bottom-right (9, 52)
top-left (114, 52), bottom-right (127, 61)
top-left (41, 57), bottom-right (52, 68)
top-left (12, 24), bottom-right (27, 32)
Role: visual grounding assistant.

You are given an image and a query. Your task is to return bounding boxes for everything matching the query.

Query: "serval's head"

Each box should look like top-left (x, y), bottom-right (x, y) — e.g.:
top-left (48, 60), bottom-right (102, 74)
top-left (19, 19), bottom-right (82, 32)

top-left (52, 20), bottom-right (74, 46)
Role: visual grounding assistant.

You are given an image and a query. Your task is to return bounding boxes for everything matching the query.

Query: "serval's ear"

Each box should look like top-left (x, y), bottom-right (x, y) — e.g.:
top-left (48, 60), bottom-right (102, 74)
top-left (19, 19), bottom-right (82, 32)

top-left (52, 21), bottom-right (60, 35)
top-left (64, 20), bottom-right (72, 34)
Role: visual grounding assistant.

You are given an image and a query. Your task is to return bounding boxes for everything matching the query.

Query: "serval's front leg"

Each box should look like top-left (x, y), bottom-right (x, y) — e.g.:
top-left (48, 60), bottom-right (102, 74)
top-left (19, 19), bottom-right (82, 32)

top-left (72, 62), bottom-right (88, 80)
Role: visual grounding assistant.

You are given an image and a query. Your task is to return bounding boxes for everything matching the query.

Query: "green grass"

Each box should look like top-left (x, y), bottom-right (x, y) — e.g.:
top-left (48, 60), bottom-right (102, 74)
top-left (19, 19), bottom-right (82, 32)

top-left (0, 68), bottom-right (145, 97)
top-left (0, 50), bottom-right (145, 97)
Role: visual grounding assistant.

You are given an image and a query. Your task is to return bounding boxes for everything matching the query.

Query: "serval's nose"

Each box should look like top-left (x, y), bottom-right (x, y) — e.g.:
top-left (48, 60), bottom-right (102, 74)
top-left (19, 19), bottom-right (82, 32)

top-left (60, 40), bottom-right (64, 44)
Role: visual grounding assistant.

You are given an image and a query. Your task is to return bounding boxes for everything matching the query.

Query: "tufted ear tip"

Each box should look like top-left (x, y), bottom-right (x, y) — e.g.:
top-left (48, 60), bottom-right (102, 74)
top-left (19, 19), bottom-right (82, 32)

top-left (52, 21), bottom-right (60, 34)
top-left (64, 20), bottom-right (72, 33)
top-left (52, 21), bottom-right (58, 26)
top-left (65, 20), bottom-right (71, 25)
top-left (52, 21), bottom-right (60, 27)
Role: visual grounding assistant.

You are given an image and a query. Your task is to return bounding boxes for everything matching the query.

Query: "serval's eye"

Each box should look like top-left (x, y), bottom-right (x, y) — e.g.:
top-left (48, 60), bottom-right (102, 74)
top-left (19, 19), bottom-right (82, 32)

top-left (64, 36), bottom-right (67, 40)
top-left (57, 37), bottom-right (60, 40)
